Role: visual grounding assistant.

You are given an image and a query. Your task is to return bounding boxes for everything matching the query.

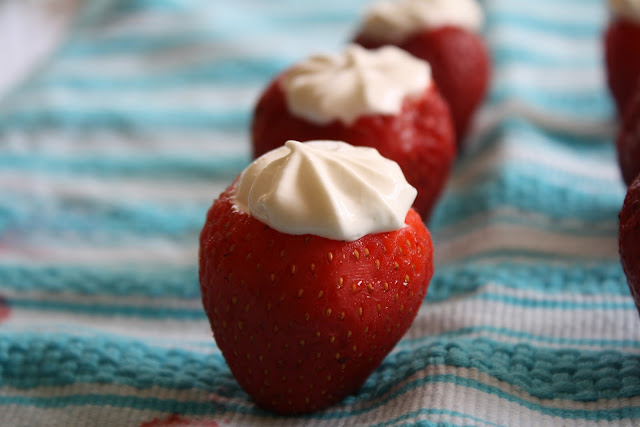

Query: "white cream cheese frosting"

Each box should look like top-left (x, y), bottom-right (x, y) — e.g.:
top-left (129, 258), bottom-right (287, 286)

top-left (280, 44), bottom-right (431, 125)
top-left (358, 0), bottom-right (484, 44)
top-left (609, 0), bottom-right (640, 23)
top-left (234, 140), bottom-right (417, 241)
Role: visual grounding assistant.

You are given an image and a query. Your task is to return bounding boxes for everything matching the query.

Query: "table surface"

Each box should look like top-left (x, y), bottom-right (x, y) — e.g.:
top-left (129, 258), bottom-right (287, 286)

top-left (1, 0), bottom-right (639, 426)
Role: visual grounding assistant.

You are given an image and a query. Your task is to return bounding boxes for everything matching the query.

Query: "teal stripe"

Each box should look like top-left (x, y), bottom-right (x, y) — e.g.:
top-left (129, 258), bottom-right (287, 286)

top-left (491, 44), bottom-right (600, 67)
top-left (4, 285), bottom-right (631, 321)
top-left (490, 0), bottom-right (604, 7)
top-left (60, 32), bottom-right (234, 57)
top-left (428, 261), bottom-right (628, 302)
top-left (0, 109), bottom-right (250, 131)
top-left (487, 10), bottom-right (603, 38)
top-left (0, 260), bottom-right (626, 301)
top-left (430, 167), bottom-right (623, 231)
top-left (0, 264), bottom-right (199, 298)
top-left (2, 335), bottom-right (640, 420)
top-left (474, 293), bottom-right (634, 310)
top-left (112, 0), bottom-right (195, 13)
top-left (1, 192), bottom-right (210, 240)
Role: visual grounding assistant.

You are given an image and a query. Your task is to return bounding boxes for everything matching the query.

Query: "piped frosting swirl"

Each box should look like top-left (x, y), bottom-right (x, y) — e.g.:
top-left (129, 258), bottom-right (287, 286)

top-left (281, 44), bottom-right (431, 125)
top-left (234, 140), bottom-right (417, 241)
top-left (358, 0), bottom-right (484, 43)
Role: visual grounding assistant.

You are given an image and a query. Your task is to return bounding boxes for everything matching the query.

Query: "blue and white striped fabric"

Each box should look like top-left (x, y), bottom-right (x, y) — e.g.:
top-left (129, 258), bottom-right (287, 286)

top-left (2, 0), bottom-right (639, 425)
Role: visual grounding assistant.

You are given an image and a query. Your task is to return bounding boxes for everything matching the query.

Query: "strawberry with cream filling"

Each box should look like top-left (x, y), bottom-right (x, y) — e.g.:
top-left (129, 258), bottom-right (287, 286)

top-left (353, 0), bottom-right (490, 145)
top-left (251, 45), bottom-right (455, 222)
top-left (199, 140), bottom-right (434, 414)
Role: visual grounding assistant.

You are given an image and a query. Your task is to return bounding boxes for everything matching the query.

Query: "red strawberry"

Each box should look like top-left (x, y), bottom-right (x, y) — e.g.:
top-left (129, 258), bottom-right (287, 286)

top-left (619, 174), bottom-right (640, 316)
top-left (251, 80), bottom-right (455, 222)
top-left (604, 18), bottom-right (640, 114)
top-left (617, 79), bottom-right (640, 186)
top-left (199, 183), bottom-right (434, 415)
top-left (354, 25), bottom-right (491, 145)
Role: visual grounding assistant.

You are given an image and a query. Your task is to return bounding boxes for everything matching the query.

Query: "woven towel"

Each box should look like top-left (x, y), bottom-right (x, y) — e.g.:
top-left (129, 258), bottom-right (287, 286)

top-left (1, 0), bottom-right (639, 426)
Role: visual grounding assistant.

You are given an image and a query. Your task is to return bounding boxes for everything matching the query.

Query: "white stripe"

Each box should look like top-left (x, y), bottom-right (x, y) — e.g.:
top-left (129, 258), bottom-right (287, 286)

top-left (468, 98), bottom-right (616, 142)
top-left (1, 128), bottom-right (250, 158)
top-left (409, 290), bottom-right (640, 350)
top-left (493, 62), bottom-right (605, 92)
top-left (5, 283), bottom-right (638, 353)
top-left (489, 0), bottom-right (605, 25)
top-left (0, 171), bottom-right (228, 203)
top-left (3, 309), bottom-right (216, 353)
top-left (0, 240), bottom-right (198, 266)
top-left (8, 84), bottom-right (262, 112)
top-left (434, 223), bottom-right (619, 263)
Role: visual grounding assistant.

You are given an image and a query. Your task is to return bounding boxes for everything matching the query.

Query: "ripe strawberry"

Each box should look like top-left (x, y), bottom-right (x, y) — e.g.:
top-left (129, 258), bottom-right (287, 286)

top-left (617, 79), bottom-right (640, 186)
top-left (251, 80), bottom-right (455, 222)
top-left (604, 18), bottom-right (640, 114)
top-left (354, 25), bottom-right (491, 145)
top-left (619, 174), bottom-right (640, 316)
top-left (199, 183), bottom-right (434, 414)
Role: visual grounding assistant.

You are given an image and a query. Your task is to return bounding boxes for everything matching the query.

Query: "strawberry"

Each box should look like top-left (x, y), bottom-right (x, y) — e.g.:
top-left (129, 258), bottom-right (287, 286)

top-left (616, 79), bottom-right (640, 186)
top-left (251, 80), bottom-right (455, 222)
top-left (199, 183), bottom-right (434, 414)
top-left (354, 25), bottom-right (491, 145)
top-left (619, 174), bottom-right (640, 316)
top-left (604, 17), bottom-right (640, 114)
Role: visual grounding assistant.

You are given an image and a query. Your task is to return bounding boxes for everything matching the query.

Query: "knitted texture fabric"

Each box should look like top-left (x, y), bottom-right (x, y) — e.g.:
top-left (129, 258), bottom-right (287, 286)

top-left (1, 0), bottom-right (639, 426)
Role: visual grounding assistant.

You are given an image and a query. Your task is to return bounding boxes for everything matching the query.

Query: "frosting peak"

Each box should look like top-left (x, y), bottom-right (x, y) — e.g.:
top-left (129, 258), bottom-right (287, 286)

top-left (359, 0), bottom-right (484, 43)
top-left (234, 140), bottom-right (417, 241)
top-left (281, 44), bottom-right (431, 125)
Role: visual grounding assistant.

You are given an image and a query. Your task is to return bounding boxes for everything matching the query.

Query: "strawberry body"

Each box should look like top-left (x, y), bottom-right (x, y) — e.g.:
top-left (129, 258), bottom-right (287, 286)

top-left (619, 175), bottom-right (640, 316)
top-left (199, 183), bottom-right (434, 414)
top-left (605, 18), bottom-right (640, 114)
top-left (617, 81), bottom-right (640, 186)
top-left (251, 81), bottom-right (455, 222)
top-left (354, 25), bottom-right (491, 145)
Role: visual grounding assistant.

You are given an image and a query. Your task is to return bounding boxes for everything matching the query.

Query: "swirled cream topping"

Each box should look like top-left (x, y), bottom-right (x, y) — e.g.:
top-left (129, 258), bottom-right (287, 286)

top-left (358, 0), bottom-right (484, 43)
top-left (280, 44), bottom-right (431, 125)
top-left (234, 140), bottom-right (417, 241)
top-left (609, 0), bottom-right (640, 23)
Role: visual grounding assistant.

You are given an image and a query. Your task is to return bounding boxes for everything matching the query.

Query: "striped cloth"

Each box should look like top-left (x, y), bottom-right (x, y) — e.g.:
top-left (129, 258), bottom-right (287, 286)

top-left (1, 0), bottom-right (638, 425)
